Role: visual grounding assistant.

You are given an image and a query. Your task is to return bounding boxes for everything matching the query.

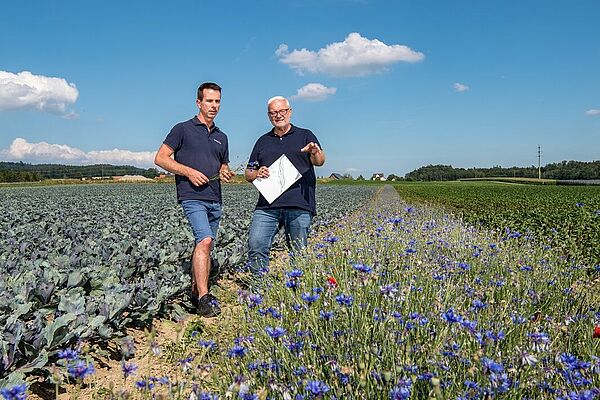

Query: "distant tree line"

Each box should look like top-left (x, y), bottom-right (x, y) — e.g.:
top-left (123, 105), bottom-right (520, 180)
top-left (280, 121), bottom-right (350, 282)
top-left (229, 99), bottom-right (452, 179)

top-left (0, 162), bottom-right (160, 182)
top-left (404, 160), bottom-right (600, 181)
top-left (0, 169), bottom-right (42, 182)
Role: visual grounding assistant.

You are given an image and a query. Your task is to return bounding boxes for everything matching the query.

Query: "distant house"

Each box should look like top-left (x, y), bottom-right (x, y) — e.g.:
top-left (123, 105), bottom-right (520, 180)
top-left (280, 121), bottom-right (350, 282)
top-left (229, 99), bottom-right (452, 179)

top-left (371, 173), bottom-right (385, 181)
top-left (329, 173), bottom-right (344, 180)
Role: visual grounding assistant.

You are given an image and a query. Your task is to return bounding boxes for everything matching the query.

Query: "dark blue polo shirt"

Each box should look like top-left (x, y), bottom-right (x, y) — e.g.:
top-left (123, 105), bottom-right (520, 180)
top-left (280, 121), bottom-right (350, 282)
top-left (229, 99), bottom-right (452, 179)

top-left (163, 117), bottom-right (229, 203)
top-left (247, 125), bottom-right (322, 214)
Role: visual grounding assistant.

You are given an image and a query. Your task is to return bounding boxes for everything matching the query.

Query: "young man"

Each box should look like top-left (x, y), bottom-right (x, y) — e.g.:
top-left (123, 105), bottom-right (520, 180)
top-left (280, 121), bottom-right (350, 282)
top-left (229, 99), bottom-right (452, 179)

top-left (155, 82), bottom-right (233, 317)
top-left (245, 96), bottom-right (325, 275)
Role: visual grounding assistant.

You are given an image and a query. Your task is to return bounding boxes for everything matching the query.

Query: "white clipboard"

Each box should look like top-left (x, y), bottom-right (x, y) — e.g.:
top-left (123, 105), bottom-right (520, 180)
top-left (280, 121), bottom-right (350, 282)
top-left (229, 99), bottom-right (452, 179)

top-left (252, 154), bottom-right (302, 204)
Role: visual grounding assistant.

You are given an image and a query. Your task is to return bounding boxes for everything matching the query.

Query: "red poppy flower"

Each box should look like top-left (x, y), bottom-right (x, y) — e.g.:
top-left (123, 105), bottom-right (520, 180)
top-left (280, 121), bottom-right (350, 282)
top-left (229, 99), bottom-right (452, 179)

top-left (326, 276), bottom-right (338, 288)
top-left (594, 326), bottom-right (600, 338)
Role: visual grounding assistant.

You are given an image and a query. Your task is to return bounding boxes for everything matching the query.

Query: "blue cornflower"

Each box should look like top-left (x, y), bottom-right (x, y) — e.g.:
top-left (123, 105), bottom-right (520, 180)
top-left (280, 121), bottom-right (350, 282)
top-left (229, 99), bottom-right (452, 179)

top-left (155, 376), bottom-right (169, 385)
top-left (57, 347), bottom-right (79, 360)
top-left (305, 380), bottom-right (330, 397)
top-left (575, 202), bottom-right (585, 207)
top-left (286, 340), bottom-right (304, 355)
top-left (301, 292), bottom-right (319, 304)
top-left (458, 262), bottom-right (471, 270)
top-left (559, 389), bottom-right (597, 400)
top-left (312, 287), bottom-right (324, 294)
top-left (178, 356), bottom-right (194, 372)
top-left (390, 378), bottom-right (412, 399)
top-left (228, 345), bottom-right (247, 358)
top-left (286, 280), bottom-right (298, 289)
top-left (528, 331), bottom-right (550, 352)
top-left (266, 307), bottom-right (282, 319)
top-left (319, 310), bottom-right (334, 321)
top-left (294, 366), bottom-right (307, 376)
top-left (265, 326), bottom-right (286, 339)
top-left (198, 393), bottom-right (219, 400)
top-left (247, 294), bottom-right (263, 308)
top-left (442, 308), bottom-right (463, 324)
top-left (335, 294), bottom-right (354, 307)
top-left (198, 339), bottom-right (217, 351)
top-left (482, 357), bottom-right (504, 374)
top-left (287, 269), bottom-right (304, 279)
top-left (380, 284), bottom-right (398, 297)
top-left (511, 313), bottom-right (527, 324)
top-left (324, 236), bottom-right (339, 243)
top-left (472, 299), bottom-right (487, 310)
top-left (121, 361), bottom-right (138, 377)
top-left (233, 335), bottom-right (254, 345)
top-left (0, 384), bottom-right (27, 400)
top-left (464, 380), bottom-right (480, 390)
top-left (67, 360), bottom-right (95, 380)
top-left (136, 380), bottom-right (155, 391)
top-left (352, 263), bottom-right (373, 273)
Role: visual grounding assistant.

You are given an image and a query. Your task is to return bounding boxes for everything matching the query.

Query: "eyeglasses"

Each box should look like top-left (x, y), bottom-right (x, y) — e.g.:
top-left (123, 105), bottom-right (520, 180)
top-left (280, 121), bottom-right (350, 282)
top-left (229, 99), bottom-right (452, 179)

top-left (267, 108), bottom-right (290, 118)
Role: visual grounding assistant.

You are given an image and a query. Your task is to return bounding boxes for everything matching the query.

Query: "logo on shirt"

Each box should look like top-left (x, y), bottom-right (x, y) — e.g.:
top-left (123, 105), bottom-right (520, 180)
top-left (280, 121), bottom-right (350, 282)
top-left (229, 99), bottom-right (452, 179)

top-left (213, 139), bottom-right (222, 145)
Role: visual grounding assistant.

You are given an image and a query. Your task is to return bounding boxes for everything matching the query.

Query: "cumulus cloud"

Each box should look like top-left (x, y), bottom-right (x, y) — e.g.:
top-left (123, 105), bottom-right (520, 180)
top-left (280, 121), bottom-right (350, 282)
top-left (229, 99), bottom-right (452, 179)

top-left (584, 109), bottom-right (600, 116)
top-left (291, 83), bottom-right (337, 101)
top-left (0, 70), bottom-right (79, 118)
top-left (0, 138), bottom-right (156, 168)
top-left (453, 82), bottom-right (470, 92)
top-left (276, 32), bottom-right (424, 77)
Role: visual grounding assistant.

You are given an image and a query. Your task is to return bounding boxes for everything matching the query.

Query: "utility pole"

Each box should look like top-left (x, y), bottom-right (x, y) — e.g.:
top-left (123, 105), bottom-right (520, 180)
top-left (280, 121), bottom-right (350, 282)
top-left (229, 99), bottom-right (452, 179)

top-left (537, 145), bottom-right (542, 180)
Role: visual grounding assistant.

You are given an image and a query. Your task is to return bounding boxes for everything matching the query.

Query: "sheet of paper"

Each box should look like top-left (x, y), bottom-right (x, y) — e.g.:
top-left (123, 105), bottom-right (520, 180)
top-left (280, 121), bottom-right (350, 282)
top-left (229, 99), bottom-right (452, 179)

top-left (252, 154), bottom-right (302, 204)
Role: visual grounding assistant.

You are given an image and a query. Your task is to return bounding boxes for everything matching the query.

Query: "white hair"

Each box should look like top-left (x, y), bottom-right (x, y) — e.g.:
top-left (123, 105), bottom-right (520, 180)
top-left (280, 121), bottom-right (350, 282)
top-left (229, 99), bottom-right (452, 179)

top-left (267, 96), bottom-right (290, 108)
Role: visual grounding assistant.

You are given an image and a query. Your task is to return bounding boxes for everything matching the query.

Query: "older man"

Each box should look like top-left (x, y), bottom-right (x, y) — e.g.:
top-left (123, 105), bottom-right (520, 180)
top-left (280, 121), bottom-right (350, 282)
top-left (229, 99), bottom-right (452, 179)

top-left (245, 96), bottom-right (325, 274)
top-left (155, 82), bottom-right (234, 317)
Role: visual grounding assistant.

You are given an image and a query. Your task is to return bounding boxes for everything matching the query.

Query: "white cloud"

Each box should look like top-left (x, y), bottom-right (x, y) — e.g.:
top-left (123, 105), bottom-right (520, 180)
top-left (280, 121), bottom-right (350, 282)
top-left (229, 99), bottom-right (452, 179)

top-left (291, 83), bottom-right (337, 101)
top-left (584, 109), bottom-right (600, 116)
top-left (453, 82), bottom-right (470, 92)
top-left (0, 70), bottom-right (79, 118)
top-left (0, 138), bottom-right (156, 168)
top-left (276, 32), bottom-right (424, 77)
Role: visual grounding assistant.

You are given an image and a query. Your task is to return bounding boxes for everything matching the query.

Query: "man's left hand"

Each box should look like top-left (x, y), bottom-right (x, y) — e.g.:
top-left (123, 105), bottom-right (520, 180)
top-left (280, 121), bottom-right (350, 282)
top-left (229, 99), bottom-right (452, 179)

top-left (219, 165), bottom-right (235, 183)
top-left (301, 142), bottom-right (322, 155)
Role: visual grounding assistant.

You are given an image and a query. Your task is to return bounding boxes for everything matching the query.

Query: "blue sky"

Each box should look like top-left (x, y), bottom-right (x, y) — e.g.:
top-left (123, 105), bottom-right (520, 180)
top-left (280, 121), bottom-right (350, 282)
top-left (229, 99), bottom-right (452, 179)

top-left (1, 0), bottom-right (598, 177)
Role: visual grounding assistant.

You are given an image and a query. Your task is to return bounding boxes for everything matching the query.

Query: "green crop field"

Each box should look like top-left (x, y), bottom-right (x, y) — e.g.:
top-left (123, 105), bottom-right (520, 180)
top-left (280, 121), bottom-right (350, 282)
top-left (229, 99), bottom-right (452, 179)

top-left (1, 182), bottom-right (598, 399)
top-left (393, 181), bottom-right (600, 265)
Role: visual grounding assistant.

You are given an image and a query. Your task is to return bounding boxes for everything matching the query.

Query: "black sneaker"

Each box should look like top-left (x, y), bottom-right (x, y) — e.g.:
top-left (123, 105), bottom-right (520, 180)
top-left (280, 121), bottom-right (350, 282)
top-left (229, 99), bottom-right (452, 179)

top-left (195, 293), bottom-right (221, 317)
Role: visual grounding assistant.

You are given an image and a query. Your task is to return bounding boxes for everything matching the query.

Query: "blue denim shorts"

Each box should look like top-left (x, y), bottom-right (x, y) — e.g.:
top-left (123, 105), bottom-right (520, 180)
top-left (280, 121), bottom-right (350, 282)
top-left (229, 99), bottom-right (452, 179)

top-left (181, 200), bottom-right (222, 245)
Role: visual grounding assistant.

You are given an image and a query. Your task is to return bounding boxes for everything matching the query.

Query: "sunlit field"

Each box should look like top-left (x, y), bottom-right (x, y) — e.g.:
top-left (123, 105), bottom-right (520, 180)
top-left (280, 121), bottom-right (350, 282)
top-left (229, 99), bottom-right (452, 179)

top-left (1, 183), bottom-right (598, 399)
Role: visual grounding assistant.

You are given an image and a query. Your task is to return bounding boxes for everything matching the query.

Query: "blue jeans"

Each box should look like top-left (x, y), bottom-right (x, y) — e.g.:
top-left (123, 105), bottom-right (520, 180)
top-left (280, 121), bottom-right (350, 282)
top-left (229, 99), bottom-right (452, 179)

top-left (248, 208), bottom-right (312, 273)
top-left (181, 200), bottom-right (222, 245)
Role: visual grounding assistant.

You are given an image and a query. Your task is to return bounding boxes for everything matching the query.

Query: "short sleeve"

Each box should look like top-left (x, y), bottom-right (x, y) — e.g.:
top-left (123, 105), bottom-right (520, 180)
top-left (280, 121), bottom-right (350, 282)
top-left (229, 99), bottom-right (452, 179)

top-left (306, 130), bottom-right (322, 150)
top-left (163, 124), bottom-right (183, 152)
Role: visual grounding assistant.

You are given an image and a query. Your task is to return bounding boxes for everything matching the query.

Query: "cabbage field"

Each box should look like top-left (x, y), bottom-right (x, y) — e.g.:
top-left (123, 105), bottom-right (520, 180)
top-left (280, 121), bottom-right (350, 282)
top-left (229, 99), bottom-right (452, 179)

top-left (0, 183), bottom-right (376, 385)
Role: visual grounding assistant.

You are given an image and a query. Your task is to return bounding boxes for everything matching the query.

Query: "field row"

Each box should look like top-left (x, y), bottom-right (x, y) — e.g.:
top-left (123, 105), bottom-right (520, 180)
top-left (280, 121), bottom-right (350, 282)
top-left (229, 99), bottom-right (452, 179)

top-left (392, 181), bottom-right (600, 265)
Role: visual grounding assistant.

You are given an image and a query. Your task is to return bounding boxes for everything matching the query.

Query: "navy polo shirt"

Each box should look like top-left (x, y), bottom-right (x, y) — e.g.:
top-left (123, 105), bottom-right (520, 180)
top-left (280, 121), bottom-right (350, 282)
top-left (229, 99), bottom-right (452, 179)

top-left (163, 117), bottom-right (229, 203)
top-left (247, 125), bottom-right (322, 214)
